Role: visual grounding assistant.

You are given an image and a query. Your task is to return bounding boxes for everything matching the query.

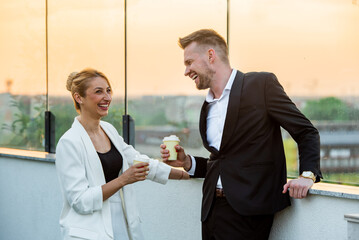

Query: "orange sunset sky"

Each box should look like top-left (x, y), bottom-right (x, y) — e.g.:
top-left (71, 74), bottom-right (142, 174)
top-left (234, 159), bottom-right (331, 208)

top-left (0, 0), bottom-right (359, 97)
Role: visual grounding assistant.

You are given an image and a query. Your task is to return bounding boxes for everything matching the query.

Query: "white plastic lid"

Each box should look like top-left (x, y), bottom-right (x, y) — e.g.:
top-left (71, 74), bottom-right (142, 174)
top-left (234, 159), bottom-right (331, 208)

top-left (163, 135), bottom-right (180, 142)
top-left (134, 154), bottom-right (150, 162)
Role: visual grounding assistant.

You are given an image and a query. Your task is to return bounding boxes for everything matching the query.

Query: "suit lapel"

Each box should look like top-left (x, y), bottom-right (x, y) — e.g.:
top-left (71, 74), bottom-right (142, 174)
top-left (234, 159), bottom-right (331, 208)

top-left (99, 121), bottom-right (134, 238)
top-left (73, 118), bottom-right (106, 186)
top-left (220, 71), bottom-right (244, 151)
top-left (199, 101), bottom-right (208, 146)
top-left (100, 121), bottom-right (141, 236)
top-left (199, 101), bottom-right (214, 153)
top-left (200, 100), bottom-right (220, 154)
top-left (100, 122), bottom-right (129, 172)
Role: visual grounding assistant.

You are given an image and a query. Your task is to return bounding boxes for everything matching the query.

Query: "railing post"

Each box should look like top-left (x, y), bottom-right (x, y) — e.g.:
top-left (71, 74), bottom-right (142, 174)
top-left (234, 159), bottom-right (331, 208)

top-left (45, 111), bottom-right (56, 153)
top-left (122, 114), bottom-right (135, 147)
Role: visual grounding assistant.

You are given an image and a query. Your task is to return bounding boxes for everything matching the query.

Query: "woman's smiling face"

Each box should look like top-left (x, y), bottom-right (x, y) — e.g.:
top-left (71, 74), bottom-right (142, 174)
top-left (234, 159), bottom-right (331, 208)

top-left (79, 76), bottom-right (112, 119)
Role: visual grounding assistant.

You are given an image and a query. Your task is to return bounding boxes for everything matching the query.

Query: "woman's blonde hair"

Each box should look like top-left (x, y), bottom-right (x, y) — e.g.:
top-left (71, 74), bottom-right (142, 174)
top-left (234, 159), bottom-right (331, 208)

top-left (66, 68), bottom-right (111, 112)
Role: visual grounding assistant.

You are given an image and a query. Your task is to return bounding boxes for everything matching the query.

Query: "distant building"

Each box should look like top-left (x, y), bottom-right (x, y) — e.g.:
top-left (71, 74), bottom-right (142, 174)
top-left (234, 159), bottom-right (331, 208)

top-left (315, 122), bottom-right (359, 173)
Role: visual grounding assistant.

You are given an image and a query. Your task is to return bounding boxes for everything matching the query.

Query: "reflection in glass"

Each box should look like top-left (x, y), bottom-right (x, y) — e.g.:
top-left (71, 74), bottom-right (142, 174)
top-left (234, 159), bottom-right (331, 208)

top-left (0, 0), bottom-right (358, 185)
top-left (127, 0), bottom-right (227, 159)
top-left (230, 0), bottom-right (359, 184)
top-left (0, 0), bottom-right (46, 151)
top-left (127, 0), bottom-right (359, 185)
top-left (47, 0), bottom-right (125, 143)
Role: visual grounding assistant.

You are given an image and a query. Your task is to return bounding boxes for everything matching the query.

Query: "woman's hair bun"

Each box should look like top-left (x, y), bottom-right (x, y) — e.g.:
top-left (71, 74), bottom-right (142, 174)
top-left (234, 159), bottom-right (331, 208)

top-left (66, 72), bottom-right (78, 91)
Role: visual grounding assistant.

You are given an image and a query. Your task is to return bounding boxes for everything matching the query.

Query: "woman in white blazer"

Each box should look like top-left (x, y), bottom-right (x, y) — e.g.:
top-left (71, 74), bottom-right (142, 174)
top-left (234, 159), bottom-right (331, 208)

top-left (56, 68), bottom-right (189, 240)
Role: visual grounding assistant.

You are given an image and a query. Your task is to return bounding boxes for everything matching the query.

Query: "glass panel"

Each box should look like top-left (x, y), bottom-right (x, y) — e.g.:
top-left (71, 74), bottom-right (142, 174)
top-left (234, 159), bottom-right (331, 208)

top-left (0, 0), bottom-right (46, 151)
top-left (231, 0), bottom-right (359, 184)
top-left (47, 0), bottom-right (125, 145)
top-left (127, 0), bottom-right (227, 159)
top-left (1, 0), bottom-right (357, 186)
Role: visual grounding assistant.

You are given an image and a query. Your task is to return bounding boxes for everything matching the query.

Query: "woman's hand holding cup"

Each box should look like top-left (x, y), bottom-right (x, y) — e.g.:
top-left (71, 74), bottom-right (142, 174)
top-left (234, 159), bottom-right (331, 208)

top-left (121, 161), bottom-right (149, 185)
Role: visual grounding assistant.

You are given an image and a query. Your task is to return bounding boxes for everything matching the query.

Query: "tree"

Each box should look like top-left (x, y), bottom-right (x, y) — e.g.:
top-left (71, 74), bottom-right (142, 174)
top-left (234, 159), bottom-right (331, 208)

top-left (1, 95), bottom-right (45, 150)
top-left (302, 97), bottom-right (359, 121)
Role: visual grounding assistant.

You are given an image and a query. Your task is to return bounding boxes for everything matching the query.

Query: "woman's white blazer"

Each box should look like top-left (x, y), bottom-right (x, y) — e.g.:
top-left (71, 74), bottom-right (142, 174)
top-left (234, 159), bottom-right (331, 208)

top-left (55, 117), bottom-right (171, 240)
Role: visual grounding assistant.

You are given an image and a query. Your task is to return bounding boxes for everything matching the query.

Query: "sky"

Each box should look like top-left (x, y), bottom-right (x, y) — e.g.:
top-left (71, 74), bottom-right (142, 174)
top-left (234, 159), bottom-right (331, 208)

top-left (0, 0), bottom-right (359, 97)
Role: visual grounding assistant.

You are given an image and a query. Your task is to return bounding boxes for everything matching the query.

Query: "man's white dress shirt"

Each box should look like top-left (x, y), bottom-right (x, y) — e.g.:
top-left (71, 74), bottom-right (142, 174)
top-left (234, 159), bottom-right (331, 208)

top-left (187, 69), bottom-right (237, 189)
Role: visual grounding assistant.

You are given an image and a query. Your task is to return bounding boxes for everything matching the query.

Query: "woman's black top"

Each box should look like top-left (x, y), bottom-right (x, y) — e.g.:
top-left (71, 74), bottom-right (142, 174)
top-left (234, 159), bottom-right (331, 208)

top-left (97, 141), bottom-right (123, 183)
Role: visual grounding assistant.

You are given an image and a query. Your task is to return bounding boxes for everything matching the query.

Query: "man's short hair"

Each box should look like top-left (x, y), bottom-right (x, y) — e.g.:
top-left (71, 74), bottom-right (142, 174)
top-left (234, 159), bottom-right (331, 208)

top-left (178, 29), bottom-right (229, 64)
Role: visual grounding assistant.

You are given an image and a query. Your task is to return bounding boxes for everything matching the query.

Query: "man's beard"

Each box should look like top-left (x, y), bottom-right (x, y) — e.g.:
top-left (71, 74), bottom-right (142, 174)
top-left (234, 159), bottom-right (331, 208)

top-left (196, 66), bottom-right (215, 90)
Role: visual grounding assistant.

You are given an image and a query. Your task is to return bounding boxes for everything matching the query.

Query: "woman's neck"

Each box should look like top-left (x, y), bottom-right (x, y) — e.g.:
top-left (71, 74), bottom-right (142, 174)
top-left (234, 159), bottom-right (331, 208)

top-left (78, 114), bottom-right (101, 136)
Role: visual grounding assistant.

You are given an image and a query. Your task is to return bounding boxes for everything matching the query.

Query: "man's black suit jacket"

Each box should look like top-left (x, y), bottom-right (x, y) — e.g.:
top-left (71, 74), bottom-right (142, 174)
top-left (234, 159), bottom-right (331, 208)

top-left (193, 71), bottom-right (322, 221)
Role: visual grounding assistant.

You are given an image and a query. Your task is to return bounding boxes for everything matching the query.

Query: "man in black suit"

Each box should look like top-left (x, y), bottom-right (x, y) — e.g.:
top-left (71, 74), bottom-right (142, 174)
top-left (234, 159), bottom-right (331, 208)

top-left (161, 29), bottom-right (322, 240)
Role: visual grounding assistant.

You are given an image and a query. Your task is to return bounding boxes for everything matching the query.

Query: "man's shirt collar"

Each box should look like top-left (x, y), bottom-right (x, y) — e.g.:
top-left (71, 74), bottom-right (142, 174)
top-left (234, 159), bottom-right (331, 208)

top-left (206, 69), bottom-right (237, 103)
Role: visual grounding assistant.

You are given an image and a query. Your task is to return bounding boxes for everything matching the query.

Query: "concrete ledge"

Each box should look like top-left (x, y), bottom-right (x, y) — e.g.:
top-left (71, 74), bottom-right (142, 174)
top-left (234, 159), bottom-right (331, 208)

top-left (344, 214), bottom-right (359, 240)
top-left (310, 182), bottom-right (359, 200)
top-left (0, 148), bottom-right (55, 163)
top-left (1, 151), bottom-right (359, 240)
top-left (345, 213), bottom-right (359, 223)
top-left (2, 148), bottom-right (358, 200)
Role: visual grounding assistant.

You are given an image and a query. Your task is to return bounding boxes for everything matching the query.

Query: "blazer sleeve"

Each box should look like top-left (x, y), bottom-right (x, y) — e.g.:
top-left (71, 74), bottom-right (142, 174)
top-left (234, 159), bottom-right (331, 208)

top-left (56, 136), bottom-right (103, 214)
top-left (193, 156), bottom-right (208, 178)
top-left (264, 73), bottom-right (322, 181)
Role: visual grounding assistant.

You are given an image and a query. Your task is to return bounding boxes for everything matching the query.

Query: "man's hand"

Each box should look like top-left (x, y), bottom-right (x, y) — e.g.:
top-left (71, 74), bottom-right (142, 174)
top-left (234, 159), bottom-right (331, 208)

top-left (160, 144), bottom-right (192, 171)
top-left (282, 177), bottom-right (314, 199)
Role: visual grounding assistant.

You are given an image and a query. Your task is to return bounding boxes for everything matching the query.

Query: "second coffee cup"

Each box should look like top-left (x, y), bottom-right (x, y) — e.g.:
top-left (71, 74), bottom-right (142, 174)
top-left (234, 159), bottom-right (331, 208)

top-left (163, 135), bottom-right (180, 160)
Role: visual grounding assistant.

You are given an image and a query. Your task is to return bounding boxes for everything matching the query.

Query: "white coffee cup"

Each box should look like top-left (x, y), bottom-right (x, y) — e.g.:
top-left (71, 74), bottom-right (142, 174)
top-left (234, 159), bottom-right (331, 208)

top-left (163, 135), bottom-right (180, 160)
top-left (133, 154), bottom-right (150, 165)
